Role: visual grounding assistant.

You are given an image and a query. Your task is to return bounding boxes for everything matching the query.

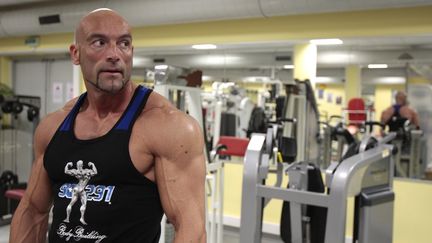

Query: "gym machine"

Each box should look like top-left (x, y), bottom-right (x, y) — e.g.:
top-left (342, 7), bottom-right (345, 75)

top-left (278, 80), bottom-right (320, 165)
top-left (0, 94), bottom-right (40, 225)
top-left (239, 128), bottom-right (396, 243)
top-left (386, 118), bottom-right (425, 179)
top-left (318, 115), bottom-right (359, 167)
top-left (202, 81), bottom-right (255, 140)
top-left (239, 79), bottom-right (395, 243)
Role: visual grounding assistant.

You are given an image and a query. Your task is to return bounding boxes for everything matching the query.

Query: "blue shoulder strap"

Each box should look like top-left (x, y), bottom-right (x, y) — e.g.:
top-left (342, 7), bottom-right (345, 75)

top-left (115, 86), bottom-right (152, 131)
top-left (58, 86), bottom-right (151, 132)
top-left (393, 104), bottom-right (402, 115)
top-left (59, 93), bottom-right (88, 132)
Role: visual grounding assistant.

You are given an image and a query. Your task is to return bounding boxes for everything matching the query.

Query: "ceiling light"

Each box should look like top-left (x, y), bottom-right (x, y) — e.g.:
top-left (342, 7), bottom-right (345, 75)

top-left (374, 77), bottom-right (405, 84)
top-left (202, 75), bottom-right (213, 81)
top-left (368, 64), bottom-right (388, 69)
top-left (283, 65), bottom-right (294, 69)
top-left (243, 76), bottom-right (271, 83)
top-left (315, 77), bottom-right (334, 83)
top-left (192, 44), bottom-right (217, 50)
top-left (309, 38), bottom-right (343, 45)
top-left (318, 52), bottom-right (351, 63)
top-left (133, 57), bottom-right (150, 67)
top-left (194, 55), bottom-right (242, 66)
top-left (154, 64), bottom-right (168, 70)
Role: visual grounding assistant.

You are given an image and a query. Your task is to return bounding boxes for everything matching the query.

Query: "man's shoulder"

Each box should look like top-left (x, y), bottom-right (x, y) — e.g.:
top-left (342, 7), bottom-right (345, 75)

top-left (140, 91), bottom-right (183, 119)
top-left (41, 99), bottom-right (77, 125)
top-left (399, 105), bottom-right (415, 113)
top-left (137, 91), bottom-right (200, 133)
top-left (36, 97), bottom-right (79, 138)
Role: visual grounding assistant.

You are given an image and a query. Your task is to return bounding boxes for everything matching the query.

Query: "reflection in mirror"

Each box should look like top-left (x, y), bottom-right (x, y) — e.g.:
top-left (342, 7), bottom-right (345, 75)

top-left (131, 36), bottom-right (432, 181)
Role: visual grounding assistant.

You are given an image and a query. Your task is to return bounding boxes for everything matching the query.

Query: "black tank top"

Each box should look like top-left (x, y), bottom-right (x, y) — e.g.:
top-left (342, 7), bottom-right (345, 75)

top-left (44, 86), bottom-right (163, 243)
top-left (387, 104), bottom-right (408, 132)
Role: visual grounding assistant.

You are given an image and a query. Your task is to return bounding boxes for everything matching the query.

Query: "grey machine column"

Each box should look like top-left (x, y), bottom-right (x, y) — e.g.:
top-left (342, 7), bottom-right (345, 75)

top-left (240, 131), bottom-right (395, 243)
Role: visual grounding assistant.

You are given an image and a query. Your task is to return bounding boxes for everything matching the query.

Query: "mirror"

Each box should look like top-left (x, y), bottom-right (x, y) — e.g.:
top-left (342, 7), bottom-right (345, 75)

top-left (131, 36), bottom-right (432, 181)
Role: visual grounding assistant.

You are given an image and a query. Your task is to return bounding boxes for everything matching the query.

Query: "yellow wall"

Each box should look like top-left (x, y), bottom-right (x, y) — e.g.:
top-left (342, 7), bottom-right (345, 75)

top-left (0, 6), bottom-right (432, 54)
top-left (223, 163), bottom-right (432, 243)
top-left (0, 33), bottom-right (72, 54)
top-left (316, 83), bottom-right (345, 121)
top-left (345, 65), bottom-right (362, 102)
top-left (0, 56), bottom-right (12, 87)
top-left (392, 179), bottom-right (432, 243)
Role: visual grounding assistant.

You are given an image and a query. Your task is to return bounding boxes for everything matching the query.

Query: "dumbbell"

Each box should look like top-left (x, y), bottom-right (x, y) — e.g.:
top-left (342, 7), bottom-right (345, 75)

top-left (27, 106), bottom-right (39, 122)
top-left (1, 101), bottom-right (13, 114)
top-left (12, 102), bottom-right (23, 114)
top-left (0, 170), bottom-right (18, 188)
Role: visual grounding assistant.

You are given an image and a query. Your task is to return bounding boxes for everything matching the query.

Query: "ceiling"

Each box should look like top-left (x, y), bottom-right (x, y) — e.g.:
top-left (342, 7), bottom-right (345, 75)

top-left (1, 0), bottom-right (432, 78)
top-left (133, 35), bottom-right (432, 69)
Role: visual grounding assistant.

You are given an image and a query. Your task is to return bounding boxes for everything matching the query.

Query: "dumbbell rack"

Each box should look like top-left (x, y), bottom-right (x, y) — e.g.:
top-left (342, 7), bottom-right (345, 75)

top-left (0, 95), bottom-right (40, 225)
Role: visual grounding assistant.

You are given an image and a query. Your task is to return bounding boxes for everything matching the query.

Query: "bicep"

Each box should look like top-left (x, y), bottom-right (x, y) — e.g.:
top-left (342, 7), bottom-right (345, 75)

top-left (154, 117), bottom-right (206, 228)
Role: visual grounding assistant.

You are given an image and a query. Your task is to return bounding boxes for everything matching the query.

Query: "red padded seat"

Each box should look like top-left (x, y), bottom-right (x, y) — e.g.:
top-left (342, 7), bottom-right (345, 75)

top-left (5, 189), bottom-right (25, 201)
top-left (217, 136), bottom-right (249, 157)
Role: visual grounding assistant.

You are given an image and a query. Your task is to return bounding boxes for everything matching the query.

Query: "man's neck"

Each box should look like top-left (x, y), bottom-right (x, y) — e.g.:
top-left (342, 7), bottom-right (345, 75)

top-left (83, 81), bottom-right (136, 118)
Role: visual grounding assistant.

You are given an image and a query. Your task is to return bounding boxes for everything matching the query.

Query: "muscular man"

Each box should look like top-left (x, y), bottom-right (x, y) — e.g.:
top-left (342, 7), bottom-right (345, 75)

top-left (381, 90), bottom-right (420, 129)
top-left (63, 160), bottom-right (98, 225)
top-left (10, 8), bottom-right (206, 243)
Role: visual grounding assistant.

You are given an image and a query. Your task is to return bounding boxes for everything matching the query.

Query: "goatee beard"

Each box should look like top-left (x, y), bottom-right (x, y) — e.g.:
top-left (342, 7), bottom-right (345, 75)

top-left (87, 78), bottom-right (127, 94)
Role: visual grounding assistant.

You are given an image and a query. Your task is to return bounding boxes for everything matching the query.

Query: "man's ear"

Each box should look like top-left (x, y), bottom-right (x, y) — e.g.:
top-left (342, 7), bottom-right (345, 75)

top-left (70, 44), bottom-right (80, 65)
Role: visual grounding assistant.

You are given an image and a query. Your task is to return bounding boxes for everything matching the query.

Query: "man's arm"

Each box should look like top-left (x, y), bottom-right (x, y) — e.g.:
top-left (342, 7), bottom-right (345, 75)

top-left (380, 107), bottom-right (394, 125)
top-left (153, 112), bottom-right (207, 243)
top-left (10, 114), bottom-right (59, 243)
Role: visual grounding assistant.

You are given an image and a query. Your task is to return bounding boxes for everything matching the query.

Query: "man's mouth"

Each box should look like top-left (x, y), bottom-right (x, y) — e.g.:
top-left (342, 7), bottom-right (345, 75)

top-left (99, 69), bottom-right (123, 75)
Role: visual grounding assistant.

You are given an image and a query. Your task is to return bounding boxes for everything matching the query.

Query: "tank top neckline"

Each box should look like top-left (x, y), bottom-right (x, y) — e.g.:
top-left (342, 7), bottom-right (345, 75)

top-left (68, 86), bottom-right (145, 143)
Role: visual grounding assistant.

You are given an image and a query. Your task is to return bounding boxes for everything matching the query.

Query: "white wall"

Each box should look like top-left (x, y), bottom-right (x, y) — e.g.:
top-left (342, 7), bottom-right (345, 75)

top-left (5, 58), bottom-right (74, 182)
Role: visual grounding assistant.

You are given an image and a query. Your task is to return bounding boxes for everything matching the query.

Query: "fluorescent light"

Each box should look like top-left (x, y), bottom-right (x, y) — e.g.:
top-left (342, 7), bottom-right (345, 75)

top-left (192, 44), bottom-right (217, 50)
top-left (195, 55), bottom-right (242, 66)
top-left (202, 75), bottom-right (213, 81)
top-left (315, 77), bottom-right (333, 83)
top-left (368, 64), bottom-right (388, 69)
top-left (154, 64), bottom-right (168, 70)
top-left (318, 52), bottom-right (351, 63)
top-left (309, 38), bottom-right (343, 45)
top-left (374, 77), bottom-right (404, 84)
top-left (133, 57), bottom-right (149, 67)
top-left (243, 76), bottom-right (271, 83)
top-left (283, 65), bottom-right (294, 69)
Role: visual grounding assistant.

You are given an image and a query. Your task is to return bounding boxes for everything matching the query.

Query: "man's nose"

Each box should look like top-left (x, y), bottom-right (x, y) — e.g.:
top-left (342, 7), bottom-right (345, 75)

top-left (106, 43), bottom-right (120, 63)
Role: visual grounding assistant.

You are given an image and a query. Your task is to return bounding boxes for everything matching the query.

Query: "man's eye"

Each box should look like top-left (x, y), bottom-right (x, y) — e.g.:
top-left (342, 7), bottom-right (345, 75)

top-left (92, 40), bottom-right (105, 47)
top-left (119, 40), bottom-right (130, 48)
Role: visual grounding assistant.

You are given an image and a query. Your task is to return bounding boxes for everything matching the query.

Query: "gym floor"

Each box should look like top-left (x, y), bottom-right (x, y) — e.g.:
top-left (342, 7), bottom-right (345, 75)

top-left (0, 225), bottom-right (9, 243)
top-left (0, 224), bottom-right (283, 243)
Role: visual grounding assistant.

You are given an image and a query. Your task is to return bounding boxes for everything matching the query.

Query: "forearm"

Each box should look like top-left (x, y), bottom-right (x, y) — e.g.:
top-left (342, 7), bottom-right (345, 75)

top-left (10, 201), bottom-right (50, 243)
top-left (172, 207), bottom-right (206, 243)
top-left (173, 223), bottom-right (206, 243)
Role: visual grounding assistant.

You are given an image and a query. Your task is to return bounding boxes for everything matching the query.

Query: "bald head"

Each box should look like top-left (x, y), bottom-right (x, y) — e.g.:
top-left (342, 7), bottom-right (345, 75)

top-left (74, 8), bottom-right (131, 45)
top-left (69, 8), bottom-right (134, 94)
top-left (395, 91), bottom-right (407, 105)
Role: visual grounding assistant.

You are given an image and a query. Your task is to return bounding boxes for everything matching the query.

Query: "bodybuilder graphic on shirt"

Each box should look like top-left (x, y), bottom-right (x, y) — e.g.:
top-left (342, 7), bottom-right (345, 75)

top-left (63, 160), bottom-right (97, 225)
